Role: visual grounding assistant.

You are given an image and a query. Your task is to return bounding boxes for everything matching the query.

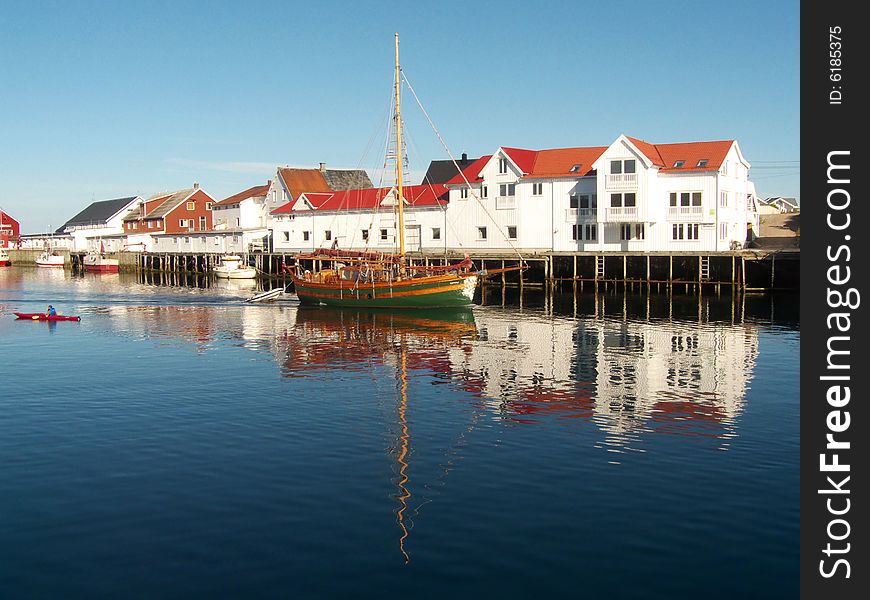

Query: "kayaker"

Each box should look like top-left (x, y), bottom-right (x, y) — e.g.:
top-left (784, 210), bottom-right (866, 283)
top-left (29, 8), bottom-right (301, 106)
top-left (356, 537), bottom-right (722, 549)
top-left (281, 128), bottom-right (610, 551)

top-left (46, 305), bottom-right (56, 316)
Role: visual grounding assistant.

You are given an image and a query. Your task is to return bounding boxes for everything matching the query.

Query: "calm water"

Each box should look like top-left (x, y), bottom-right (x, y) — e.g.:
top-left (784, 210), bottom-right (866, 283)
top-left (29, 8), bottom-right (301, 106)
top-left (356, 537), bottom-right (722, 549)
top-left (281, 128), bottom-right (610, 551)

top-left (0, 267), bottom-right (799, 599)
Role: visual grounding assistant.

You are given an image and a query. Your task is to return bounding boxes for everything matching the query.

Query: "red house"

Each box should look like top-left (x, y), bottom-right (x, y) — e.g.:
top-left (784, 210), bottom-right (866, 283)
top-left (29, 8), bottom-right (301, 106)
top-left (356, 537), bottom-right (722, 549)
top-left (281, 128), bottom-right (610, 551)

top-left (0, 209), bottom-right (20, 248)
top-left (122, 184), bottom-right (215, 250)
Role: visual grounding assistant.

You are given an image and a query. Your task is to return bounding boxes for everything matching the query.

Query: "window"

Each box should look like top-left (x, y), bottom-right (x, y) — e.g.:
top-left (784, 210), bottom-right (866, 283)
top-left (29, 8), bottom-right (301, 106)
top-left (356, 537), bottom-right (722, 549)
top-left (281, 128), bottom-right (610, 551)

top-left (507, 226), bottom-right (517, 239)
top-left (673, 160), bottom-right (685, 168)
top-left (460, 188), bottom-right (469, 199)
top-left (303, 231), bottom-right (310, 241)
top-left (200, 236), bottom-right (206, 244)
top-left (499, 183), bottom-right (516, 197)
top-left (532, 183), bottom-right (543, 196)
top-left (325, 230), bottom-right (332, 241)
top-left (213, 237), bottom-right (220, 246)
top-left (432, 227), bottom-right (441, 240)
top-left (481, 185), bottom-right (488, 198)
top-left (610, 159), bottom-right (635, 174)
top-left (186, 201), bottom-right (195, 210)
top-left (720, 223), bottom-right (728, 239)
top-left (206, 202), bottom-right (212, 210)
top-left (610, 193), bottom-right (636, 207)
top-left (586, 224), bottom-right (597, 240)
top-left (570, 163), bottom-right (582, 173)
top-left (620, 224), bottom-right (632, 241)
top-left (179, 219), bottom-right (187, 228)
top-left (572, 224), bottom-right (580, 241)
top-left (199, 216), bottom-right (206, 230)
top-left (283, 231), bottom-right (290, 242)
top-left (498, 158), bottom-right (508, 174)
top-left (183, 237), bottom-right (190, 244)
top-left (361, 229), bottom-right (369, 241)
top-left (477, 226), bottom-right (487, 240)
top-left (697, 159), bottom-right (708, 168)
top-left (148, 221), bottom-right (154, 229)
top-left (720, 191), bottom-right (728, 207)
top-left (672, 223), bottom-right (700, 240)
top-left (380, 229), bottom-right (388, 241)
top-left (635, 224), bottom-right (645, 240)
top-left (692, 192), bottom-right (702, 206)
top-left (570, 195), bottom-right (578, 208)
top-left (235, 218), bottom-right (240, 227)
top-left (174, 237), bottom-right (180, 244)
top-left (580, 194), bottom-right (595, 209)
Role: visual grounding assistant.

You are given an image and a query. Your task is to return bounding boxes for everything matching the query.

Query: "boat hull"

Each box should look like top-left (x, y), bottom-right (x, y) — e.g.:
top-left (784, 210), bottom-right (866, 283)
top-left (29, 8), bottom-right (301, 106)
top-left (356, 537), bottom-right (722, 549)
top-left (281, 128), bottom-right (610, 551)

top-left (0, 260), bottom-right (10, 267)
top-left (36, 259), bottom-right (65, 268)
top-left (214, 268), bottom-right (258, 279)
top-left (83, 264), bottom-right (119, 273)
top-left (292, 273), bottom-right (478, 308)
top-left (14, 312), bottom-right (81, 322)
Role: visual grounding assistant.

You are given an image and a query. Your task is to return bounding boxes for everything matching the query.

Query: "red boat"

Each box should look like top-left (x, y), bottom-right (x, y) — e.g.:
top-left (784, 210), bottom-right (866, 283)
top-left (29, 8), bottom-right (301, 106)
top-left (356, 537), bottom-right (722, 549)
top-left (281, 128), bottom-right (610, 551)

top-left (14, 312), bottom-right (81, 322)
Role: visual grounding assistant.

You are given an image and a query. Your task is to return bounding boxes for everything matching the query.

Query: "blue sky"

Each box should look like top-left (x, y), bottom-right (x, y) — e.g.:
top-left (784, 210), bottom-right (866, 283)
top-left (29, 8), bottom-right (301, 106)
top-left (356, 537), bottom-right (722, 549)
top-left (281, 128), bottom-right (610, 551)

top-left (0, 0), bottom-right (799, 233)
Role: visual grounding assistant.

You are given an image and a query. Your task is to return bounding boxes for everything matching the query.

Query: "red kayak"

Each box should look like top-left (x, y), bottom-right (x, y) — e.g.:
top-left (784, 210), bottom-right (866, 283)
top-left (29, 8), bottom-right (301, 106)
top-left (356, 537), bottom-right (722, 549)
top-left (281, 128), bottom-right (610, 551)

top-left (14, 312), bottom-right (81, 322)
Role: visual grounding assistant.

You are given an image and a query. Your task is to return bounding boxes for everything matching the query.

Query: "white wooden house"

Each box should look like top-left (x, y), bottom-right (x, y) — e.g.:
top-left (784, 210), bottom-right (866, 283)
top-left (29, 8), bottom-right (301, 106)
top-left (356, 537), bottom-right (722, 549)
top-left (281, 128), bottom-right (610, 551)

top-left (271, 184), bottom-right (449, 254)
top-left (209, 182), bottom-right (272, 252)
top-left (443, 135), bottom-right (760, 253)
top-left (55, 196), bottom-right (142, 252)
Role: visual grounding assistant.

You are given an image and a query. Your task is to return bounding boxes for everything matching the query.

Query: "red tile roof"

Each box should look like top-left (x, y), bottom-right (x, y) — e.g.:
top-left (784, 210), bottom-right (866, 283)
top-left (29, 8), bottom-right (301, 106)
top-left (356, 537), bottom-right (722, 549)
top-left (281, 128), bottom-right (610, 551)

top-left (626, 137), bottom-right (734, 172)
top-left (501, 147), bottom-right (538, 174)
top-left (213, 182), bottom-right (270, 207)
top-left (445, 155), bottom-right (492, 185)
top-left (525, 146), bottom-right (608, 178)
top-left (272, 184), bottom-right (448, 214)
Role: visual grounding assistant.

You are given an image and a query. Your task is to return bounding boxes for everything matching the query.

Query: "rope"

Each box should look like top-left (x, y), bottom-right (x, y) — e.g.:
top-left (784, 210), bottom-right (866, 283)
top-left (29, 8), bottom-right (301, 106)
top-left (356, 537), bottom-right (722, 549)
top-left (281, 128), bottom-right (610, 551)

top-left (402, 72), bottom-right (525, 265)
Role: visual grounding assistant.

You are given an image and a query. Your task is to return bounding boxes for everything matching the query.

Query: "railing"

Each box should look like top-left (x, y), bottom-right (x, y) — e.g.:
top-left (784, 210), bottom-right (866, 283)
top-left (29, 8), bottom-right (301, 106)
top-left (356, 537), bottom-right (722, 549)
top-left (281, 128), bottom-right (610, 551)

top-left (496, 196), bottom-right (516, 210)
top-left (604, 206), bottom-right (639, 220)
top-left (606, 173), bottom-right (638, 189)
top-left (667, 206), bottom-right (703, 220)
top-left (565, 208), bottom-right (596, 220)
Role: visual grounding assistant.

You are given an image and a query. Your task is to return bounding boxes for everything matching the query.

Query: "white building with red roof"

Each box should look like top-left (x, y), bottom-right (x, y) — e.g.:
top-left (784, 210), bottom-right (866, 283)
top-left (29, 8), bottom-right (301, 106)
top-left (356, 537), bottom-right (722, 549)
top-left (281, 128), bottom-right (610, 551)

top-left (271, 183), bottom-right (449, 253)
top-left (443, 135), bottom-right (759, 253)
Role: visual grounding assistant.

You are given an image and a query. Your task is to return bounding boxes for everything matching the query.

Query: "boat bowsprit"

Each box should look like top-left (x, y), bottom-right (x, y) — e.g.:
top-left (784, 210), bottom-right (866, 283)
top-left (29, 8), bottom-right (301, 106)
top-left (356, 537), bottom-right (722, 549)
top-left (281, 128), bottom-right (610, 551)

top-left (14, 312), bottom-right (81, 322)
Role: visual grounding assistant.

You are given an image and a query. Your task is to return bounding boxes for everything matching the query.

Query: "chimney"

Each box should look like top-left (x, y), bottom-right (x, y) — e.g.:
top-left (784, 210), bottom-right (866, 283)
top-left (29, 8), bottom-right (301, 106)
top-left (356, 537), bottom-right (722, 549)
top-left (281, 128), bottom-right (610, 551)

top-left (319, 162), bottom-right (326, 172)
top-left (193, 182), bottom-right (200, 189)
top-left (461, 153), bottom-right (468, 162)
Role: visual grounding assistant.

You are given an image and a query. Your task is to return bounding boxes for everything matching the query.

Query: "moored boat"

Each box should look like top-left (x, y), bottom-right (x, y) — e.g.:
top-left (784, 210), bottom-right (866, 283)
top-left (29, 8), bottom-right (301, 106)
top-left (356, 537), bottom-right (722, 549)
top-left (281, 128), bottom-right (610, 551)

top-left (14, 312), bottom-right (81, 322)
top-left (213, 255), bottom-right (258, 279)
top-left (290, 34), bottom-right (521, 309)
top-left (0, 248), bottom-right (10, 266)
top-left (83, 250), bottom-right (119, 273)
top-left (35, 251), bottom-right (65, 268)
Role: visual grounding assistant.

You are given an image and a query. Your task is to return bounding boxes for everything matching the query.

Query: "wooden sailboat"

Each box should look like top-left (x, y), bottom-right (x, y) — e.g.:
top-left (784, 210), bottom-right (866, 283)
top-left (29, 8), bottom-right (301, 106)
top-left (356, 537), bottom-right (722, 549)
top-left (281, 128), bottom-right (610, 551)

top-left (290, 34), bottom-right (517, 309)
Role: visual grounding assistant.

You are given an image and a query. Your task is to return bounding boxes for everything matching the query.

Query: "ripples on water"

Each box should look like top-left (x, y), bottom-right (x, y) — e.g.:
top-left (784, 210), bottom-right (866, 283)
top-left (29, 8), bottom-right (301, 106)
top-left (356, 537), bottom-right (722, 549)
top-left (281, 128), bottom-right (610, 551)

top-left (0, 267), bottom-right (799, 598)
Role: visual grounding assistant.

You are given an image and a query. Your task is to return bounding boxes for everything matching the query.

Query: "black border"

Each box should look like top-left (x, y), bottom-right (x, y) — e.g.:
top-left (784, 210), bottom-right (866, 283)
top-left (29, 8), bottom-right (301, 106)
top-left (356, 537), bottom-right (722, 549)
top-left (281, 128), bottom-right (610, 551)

top-left (801, 3), bottom-right (867, 597)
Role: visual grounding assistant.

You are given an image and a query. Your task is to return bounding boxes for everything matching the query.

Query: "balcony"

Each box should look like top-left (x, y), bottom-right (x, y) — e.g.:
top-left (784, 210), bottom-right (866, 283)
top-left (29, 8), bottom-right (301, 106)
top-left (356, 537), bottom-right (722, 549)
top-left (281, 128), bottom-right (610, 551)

top-left (604, 206), bottom-right (641, 221)
top-left (606, 172), bottom-right (638, 190)
top-left (495, 196), bottom-right (516, 210)
top-left (565, 208), bottom-right (597, 221)
top-left (667, 206), bottom-right (704, 220)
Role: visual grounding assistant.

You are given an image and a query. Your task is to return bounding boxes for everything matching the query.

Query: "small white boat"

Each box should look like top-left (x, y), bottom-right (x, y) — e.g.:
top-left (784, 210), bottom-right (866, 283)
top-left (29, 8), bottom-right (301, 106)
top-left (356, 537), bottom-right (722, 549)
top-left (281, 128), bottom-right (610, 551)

top-left (213, 255), bottom-right (257, 279)
top-left (36, 251), bottom-right (65, 268)
top-left (0, 248), bottom-right (10, 266)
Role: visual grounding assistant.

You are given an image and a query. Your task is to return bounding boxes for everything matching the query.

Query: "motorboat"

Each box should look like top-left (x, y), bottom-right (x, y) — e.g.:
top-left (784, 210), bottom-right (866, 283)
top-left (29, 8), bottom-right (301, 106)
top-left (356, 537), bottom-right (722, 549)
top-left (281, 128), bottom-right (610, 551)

top-left (35, 251), bottom-right (65, 268)
top-left (213, 255), bottom-right (257, 279)
top-left (0, 248), bottom-right (10, 266)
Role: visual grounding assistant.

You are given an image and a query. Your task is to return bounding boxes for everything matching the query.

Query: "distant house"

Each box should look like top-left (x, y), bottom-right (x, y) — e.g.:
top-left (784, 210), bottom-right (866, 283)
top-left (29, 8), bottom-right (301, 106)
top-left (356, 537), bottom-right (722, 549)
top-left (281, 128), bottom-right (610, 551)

top-left (420, 153), bottom-right (479, 185)
top-left (758, 196), bottom-right (799, 215)
top-left (123, 184), bottom-right (216, 252)
top-left (264, 164), bottom-right (373, 209)
top-left (55, 196), bottom-right (142, 252)
top-left (208, 182), bottom-right (272, 252)
top-left (0, 209), bottom-right (20, 248)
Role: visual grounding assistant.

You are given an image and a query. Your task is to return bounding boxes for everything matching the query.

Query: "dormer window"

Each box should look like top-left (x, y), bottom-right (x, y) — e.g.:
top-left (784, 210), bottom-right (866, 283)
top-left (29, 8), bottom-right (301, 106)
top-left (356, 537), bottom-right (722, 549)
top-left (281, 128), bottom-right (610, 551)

top-left (570, 164), bottom-right (582, 173)
top-left (697, 159), bottom-right (708, 168)
top-left (673, 160), bottom-right (685, 168)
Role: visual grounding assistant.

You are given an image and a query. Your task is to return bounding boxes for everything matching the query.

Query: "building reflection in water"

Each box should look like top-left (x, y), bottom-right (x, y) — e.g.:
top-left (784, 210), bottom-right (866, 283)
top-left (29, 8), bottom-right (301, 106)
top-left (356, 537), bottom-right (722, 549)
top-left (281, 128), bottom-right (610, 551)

top-left (88, 288), bottom-right (762, 562)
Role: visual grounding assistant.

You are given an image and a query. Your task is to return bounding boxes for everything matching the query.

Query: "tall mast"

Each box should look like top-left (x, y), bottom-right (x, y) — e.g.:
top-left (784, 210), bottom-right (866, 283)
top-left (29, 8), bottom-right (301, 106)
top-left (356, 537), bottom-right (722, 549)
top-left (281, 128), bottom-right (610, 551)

top-left (394, 32), bottom-right (405, 257)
